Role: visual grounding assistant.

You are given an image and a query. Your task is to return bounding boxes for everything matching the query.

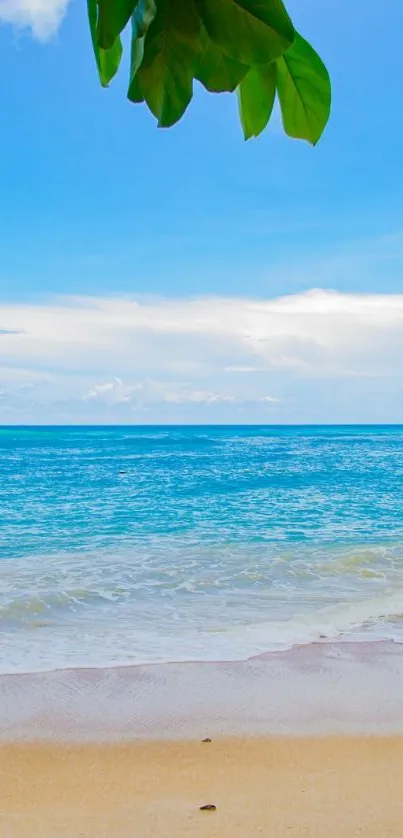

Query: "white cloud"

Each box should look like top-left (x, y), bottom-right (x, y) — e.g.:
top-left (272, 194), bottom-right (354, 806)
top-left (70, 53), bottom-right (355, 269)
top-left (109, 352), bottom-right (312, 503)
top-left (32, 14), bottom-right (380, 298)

top-left (1, 289), bottom-right (403, 423)
top-left (84, 379), bottom-right (237, 408)
top-left (162, 389), bottom-right (235, 405)
top-left (85, 378), bottom-right (143, 404)
top-left (0, 0), bottom-right (69, 38)
top-left (225, 366), bottom-right (265, 373)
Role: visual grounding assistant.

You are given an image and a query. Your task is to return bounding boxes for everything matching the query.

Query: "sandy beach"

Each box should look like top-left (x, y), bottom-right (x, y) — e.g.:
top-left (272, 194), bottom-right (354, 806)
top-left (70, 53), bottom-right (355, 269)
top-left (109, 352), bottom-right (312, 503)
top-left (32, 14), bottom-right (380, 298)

top-left (1, 735), bottom-right (403, 837)
top-left (2, 644), bottom-right (403, 835)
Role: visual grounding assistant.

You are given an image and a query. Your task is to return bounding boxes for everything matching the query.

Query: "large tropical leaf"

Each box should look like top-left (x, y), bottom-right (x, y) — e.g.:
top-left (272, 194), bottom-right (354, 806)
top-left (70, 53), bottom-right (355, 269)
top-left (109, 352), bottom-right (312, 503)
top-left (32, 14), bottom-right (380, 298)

top-left (135, 0), bottom-right (202, 127)
top-left (276, 32), bottom-right (331, 145)
top-left (87, 0), bottom-right (331, 144)
top-left (238, 62), bottom-right (276, 139)
top-left (194, 0), bottom-right (294, 65)
top-left (196, 26), bottom-right (248, 93)
top-left (128, 0), bottom-right (157, 102)
top-left (87, 0), bottom-right (123, 87)
top-left (97, 0), bottom-right (137, 49)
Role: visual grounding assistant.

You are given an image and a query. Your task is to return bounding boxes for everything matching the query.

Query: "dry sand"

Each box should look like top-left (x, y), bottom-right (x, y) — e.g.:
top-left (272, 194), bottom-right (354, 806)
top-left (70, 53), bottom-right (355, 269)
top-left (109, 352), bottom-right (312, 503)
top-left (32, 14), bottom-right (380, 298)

top-left (1, 736), bottom-right (403, 837)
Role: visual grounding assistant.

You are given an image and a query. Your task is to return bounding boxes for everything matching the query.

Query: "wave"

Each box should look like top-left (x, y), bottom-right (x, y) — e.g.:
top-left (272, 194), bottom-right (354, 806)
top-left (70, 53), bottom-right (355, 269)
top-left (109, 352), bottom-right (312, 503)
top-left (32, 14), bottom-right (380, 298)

top-left (2, 579), bottom-right (403, 673)
top-left (0, 587), bottom-right (121, 623)
top-left (2, 540), bottom-right (403, 673)
top-left (235, 590), bottom-right (403, 651)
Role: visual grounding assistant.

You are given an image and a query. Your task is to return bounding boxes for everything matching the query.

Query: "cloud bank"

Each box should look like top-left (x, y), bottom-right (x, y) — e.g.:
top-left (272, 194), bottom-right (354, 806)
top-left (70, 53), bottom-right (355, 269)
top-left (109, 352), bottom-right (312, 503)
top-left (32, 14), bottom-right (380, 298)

top-left (0, 0), bottom-right (68, 38)
top-left (1, 289), bottom-right (403, 423)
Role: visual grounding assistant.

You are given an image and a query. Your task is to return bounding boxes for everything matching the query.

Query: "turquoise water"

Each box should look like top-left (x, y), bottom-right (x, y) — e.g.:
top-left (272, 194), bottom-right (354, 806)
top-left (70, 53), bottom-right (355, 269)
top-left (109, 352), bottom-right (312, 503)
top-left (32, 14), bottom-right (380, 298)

top-left (2, 425), bottom-right (403, 673)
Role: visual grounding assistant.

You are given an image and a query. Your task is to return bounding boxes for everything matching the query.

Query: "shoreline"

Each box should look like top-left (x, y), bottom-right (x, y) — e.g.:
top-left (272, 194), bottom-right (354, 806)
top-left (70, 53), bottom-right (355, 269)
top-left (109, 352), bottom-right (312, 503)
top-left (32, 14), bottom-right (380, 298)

top-left (0, 635), bottom-right (399, 678)
top-left (2, 639), bottom-right (403, 742)
top-left (2, 641), bottom-right (403, 835)
top-left (2, 736), bottom-right (403, 837)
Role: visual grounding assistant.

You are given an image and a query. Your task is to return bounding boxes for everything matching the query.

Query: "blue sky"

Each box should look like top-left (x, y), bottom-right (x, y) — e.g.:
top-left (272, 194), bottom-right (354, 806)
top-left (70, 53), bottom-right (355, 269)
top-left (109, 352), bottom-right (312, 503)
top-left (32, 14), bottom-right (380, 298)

top-left (1, 0), bottom-right (403, 423)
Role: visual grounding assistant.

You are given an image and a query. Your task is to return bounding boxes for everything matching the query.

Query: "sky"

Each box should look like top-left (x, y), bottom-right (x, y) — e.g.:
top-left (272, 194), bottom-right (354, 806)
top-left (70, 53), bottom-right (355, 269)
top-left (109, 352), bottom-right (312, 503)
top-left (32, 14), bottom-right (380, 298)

top-left (1, 0), bottom-right (403, 424)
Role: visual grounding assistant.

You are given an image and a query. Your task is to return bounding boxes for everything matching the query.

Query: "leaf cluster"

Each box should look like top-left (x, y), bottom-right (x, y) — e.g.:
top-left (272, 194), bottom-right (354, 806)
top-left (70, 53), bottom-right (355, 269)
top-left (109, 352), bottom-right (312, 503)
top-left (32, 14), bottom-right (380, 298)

top-left (88, 0), bottom-right (331, 142)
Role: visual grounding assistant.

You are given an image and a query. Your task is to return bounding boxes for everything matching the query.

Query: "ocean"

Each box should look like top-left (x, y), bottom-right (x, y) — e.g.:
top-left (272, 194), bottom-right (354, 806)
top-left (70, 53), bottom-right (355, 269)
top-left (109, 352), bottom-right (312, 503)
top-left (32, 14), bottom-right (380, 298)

top-left (2, 424), bottom-right (403, 675)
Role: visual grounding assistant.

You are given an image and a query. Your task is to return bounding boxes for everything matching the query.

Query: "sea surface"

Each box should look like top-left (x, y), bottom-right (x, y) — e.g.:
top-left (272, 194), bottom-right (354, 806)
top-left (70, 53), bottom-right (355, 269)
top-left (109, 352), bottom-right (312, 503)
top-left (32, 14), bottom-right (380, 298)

top-left (2, 425), bottom-right (403, 675)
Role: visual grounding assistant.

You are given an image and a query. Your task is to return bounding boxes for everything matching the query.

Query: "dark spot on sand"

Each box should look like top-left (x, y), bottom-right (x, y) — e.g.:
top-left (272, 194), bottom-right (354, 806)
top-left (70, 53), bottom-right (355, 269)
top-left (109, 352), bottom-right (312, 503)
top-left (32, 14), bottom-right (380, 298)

top-left (200, 804), bottom-right (217, 811)
top-left (201, 738), bottom-right (212, 743)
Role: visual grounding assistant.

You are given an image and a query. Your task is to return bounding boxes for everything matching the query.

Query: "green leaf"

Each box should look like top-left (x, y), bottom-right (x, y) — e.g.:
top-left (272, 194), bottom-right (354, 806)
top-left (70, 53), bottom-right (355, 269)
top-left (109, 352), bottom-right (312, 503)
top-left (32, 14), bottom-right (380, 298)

top-left (196, 27), bottom-right (248, 93)
top-left (87, 0), bottom-right (123, 87)
top-left (97, 0), bottom-right (137, 49)
top-left (128, 73), bottom-right (145, 102)
top-left (276, 32), bottom-right (331, 145)
top-left (194, 0), bottom-right (294, 65)
top-left (136, 0), bottom-right (201, 127)
top-left (238, 62), bottom-right (276, 139)
top-left (128, 0), bottom-right (157, 103)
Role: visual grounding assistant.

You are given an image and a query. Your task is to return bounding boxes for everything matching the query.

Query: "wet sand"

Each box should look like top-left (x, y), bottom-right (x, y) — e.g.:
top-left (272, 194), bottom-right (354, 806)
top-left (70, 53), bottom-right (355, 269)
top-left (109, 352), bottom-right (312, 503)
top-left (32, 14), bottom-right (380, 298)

top-left (2, 644), bottom-right (403, 836)
top-left (2, 642), bottom-right (403, 741)
top-left (1, 736), bottom-right (403, 837)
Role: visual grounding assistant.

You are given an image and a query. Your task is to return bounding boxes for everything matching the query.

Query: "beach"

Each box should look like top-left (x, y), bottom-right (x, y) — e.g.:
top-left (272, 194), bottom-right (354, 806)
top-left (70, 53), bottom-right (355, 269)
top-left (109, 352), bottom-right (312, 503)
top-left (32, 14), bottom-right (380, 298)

top-left (1, 644), bottom-right (403, 835)
top-left (3, 427), bottom-right (403, 835)
top-left (2, 735), bottom-right (403, 837)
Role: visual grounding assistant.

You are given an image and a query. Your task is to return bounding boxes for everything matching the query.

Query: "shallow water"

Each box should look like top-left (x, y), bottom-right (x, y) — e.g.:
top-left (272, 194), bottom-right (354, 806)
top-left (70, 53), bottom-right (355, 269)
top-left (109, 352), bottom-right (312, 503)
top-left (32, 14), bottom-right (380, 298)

top-left (2, 425), bottom-right (403, 673)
